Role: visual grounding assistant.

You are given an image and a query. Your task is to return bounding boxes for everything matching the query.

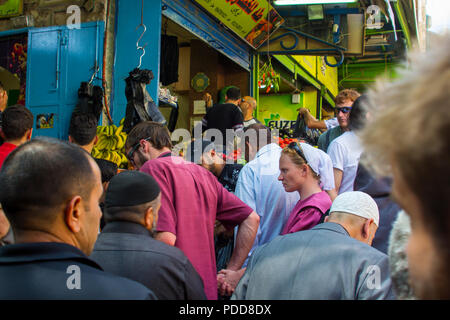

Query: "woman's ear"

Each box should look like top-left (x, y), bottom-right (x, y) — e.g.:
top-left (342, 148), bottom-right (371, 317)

top-left (302, 164), bottom-right (309, 177)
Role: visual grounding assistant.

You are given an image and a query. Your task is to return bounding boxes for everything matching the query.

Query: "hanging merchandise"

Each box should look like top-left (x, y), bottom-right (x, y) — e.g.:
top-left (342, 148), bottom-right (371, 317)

top-left (92, 118), bottom-right (129, 169)
top-left (72, 85), bottom-right (103, 122)
top-left (123, 68), bottom-right (167, 133)
top-left (72, 66), bottom-right (104, 122)
top-left (259, 58), bottom-right (281, 93)
top-left (123, 0), bottom-right (166, 134)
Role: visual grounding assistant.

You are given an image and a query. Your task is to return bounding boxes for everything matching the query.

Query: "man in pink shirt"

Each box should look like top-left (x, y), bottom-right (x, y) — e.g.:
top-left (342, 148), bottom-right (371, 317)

top-left (125, 122), bottom-right (260, 300)
top-left (0, 105), bottom-right (33, 169)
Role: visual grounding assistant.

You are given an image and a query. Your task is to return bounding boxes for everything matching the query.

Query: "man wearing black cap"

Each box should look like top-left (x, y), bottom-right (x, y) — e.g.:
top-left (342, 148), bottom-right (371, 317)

top-left (90, 171), bottom-right (206, 300)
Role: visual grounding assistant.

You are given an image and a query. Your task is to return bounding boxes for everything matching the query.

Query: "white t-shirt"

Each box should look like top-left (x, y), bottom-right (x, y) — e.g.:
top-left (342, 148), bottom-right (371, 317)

top-left (324, 117), bottom-right (339, 130)
top-left (327, 131), bottom-right (363, 194)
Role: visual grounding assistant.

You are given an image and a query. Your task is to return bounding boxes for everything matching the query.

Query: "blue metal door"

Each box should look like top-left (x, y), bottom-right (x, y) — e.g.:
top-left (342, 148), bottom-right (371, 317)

top-left (26, 22), bottom-right (104, 139)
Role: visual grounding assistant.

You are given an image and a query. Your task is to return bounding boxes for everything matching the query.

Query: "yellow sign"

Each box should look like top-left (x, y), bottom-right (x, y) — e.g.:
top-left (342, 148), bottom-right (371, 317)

top-left (0, 0), bottom-right (23, 18)
top-left (317, 56), bottom-right (338, 98)
top-left (194, 0), bottom-right (284, 49)
top-left (292, 55), bottom-right (317, 78)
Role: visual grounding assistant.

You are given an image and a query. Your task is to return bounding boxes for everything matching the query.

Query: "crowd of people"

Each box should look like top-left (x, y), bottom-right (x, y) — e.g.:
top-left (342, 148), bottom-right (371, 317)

top-left (0, 36), bottom-right (449, 300)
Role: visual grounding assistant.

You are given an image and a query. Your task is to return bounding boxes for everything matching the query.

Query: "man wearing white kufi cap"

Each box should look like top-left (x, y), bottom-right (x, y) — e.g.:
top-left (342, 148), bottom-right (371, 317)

top-left (232, 191), bottom-right (395, 300)
top-left (326, 191), bottom-right (379, 245)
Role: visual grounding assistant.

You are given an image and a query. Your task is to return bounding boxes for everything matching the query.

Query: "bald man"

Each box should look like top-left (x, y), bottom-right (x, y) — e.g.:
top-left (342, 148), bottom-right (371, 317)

top-left (232, 191), bottom-right (395, 300)
top-left (240, 96), bottom-right (261, 128)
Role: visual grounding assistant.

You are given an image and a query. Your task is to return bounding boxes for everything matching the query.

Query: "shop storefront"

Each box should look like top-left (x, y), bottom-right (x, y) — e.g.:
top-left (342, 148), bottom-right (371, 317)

top-left (160, 0), bottom-right (254, 133)
top-left (256, 53), bottom-right (338, 136)
top-left (0, 22), bottom-right (105, 139)
top-left (112, 0), bottom-right (259, 134)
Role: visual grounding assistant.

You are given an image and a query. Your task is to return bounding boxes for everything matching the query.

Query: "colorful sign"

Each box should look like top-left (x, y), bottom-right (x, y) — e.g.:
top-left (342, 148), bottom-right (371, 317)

top-left (258, 94), bottom-right (301, 130)
top-left (292, 55), bottom-right (317, 78)
top-left (193, 0), bottom-right (284, 49)
top-left (257, 91), bottom-right (322, 131)
top-left (0, 0), bottom-right (23, 18)
top-left (36, 114), bottom-right (55, 130)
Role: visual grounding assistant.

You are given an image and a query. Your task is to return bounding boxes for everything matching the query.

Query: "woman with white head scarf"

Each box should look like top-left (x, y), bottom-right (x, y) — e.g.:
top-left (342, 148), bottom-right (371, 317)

top-left (278, 142), bottom-right (335, 235)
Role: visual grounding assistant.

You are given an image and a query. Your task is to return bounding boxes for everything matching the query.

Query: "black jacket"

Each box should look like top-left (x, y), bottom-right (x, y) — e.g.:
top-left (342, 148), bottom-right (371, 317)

top-left (90, 221), bottom-right (206, 300)
top-left (0, 242), bottom-right (156, 300)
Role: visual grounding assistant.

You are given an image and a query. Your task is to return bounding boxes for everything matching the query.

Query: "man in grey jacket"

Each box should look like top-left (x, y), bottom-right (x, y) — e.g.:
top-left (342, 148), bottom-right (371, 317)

top-left (232, 191), bottom-right (395, 300)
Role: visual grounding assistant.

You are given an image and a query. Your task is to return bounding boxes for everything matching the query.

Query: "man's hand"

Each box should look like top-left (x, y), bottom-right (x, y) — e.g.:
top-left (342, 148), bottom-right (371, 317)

top-left (217, 268), bottom-right (246, 296)
top-left (296, 108), bottom-right (328, 130)
top-left (297, 107), bottom-right (309, 116)
top-left (154, 231), bottom-right (176, 246)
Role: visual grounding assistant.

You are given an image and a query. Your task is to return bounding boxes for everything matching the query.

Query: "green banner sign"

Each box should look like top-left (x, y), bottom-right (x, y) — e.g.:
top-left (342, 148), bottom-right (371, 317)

top-left (0, 0), bottom-right (23, 19)
top-left (194, 0), bottom-right (284, 49)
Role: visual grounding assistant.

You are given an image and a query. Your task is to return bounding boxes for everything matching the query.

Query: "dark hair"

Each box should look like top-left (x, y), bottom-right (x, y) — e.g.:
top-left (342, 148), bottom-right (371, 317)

top-left (349, 95), bottom-right (369, 131)
top-left (125, 121), bottom-right (172, 151)
top-left (0, 137), bottom-right (97, 229)
top-left (1, 105), bottom-right (33, 140)
top-left (186, 139), bottom-right (214, 164)
top-left (94, 158), bottom-right (118, 183)
top-left (68, 112), bottom-right (98, 146)
top-left (0, 81), bottom-right (5, 92)
top-left (226, 87), bottom-right (241, 101)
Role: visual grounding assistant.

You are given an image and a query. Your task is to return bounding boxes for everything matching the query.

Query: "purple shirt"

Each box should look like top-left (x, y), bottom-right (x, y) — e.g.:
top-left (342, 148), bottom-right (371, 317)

top-left (281, 191), bottom-right (332, 235)
top-left (140, 153), bottom-right (253, 300)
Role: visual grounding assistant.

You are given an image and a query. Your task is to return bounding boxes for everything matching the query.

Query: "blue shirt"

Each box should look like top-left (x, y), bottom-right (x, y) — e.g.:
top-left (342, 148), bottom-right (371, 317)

top-left (235, 143), bottom-right (299, 264)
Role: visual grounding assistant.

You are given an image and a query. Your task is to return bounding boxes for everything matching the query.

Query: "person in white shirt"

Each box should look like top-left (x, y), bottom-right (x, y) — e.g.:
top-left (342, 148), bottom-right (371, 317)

top-left (297, 90), bottom-right (360, 132)
top-left (235, 124), bottom-right (300, 258)
top-left (328, 95), bottom-right (368, 194)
